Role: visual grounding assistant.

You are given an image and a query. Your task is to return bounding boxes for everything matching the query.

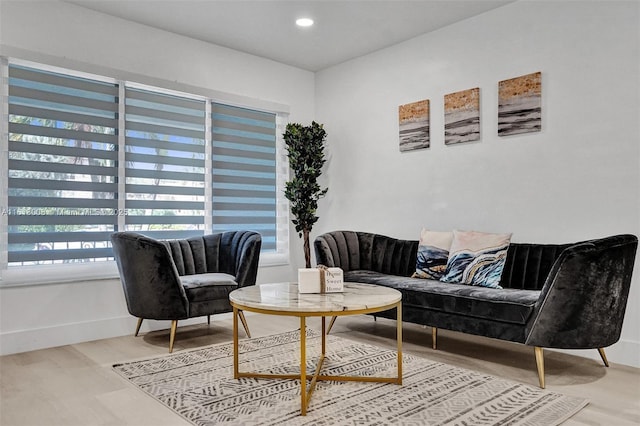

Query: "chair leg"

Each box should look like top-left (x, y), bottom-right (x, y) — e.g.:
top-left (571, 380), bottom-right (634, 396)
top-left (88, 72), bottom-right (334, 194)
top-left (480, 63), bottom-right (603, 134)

top-left (534, 346), bottom-right (545, 389)
top-left (238, 310), bottom-right (251, 338)
top-left (207, 315), bottom-right (211, 325)
top-left (326, 316), bottom-right (338, 334)
top-left (134, 318), bottom-right (143, 337)
top-left (598, 348), bottom-right (610, 367)
top-left (169, 320), bottom-right (178, 353)
top-left (432, 327), bottom-right (437, 350)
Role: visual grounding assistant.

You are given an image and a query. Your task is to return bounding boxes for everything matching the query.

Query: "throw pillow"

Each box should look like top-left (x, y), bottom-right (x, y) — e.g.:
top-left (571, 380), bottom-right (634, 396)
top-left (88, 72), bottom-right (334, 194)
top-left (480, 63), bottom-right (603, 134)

top-left (440, 230), bottom-right (512, 289)
top-left (412, 229), bottom-right (453, 280)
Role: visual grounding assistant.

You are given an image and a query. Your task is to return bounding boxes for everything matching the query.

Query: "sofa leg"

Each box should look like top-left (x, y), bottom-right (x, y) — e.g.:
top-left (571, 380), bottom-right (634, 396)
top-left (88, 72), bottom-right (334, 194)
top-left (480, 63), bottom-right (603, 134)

top-left (432, 327), bottom-right (437, 350)
top-left (326, 316), bottom-right (338, 334)
top-left (207, 315), bottom-right (211, 325)
top-left (169, 320), bottom-right (178, 353)
top-left (598, 348), bottom-right (610, 367)
top-left (134, 318), bottom-right (143, 337)
top-left (238, 310), bottom-right (251, 338)
top-left (534, 346), bottom-right (545, 389)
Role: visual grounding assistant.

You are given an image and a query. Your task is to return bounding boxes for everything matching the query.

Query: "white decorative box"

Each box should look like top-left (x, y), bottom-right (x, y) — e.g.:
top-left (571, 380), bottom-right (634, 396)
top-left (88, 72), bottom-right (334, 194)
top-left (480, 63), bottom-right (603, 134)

top-left (298, 268), bottom-right (321, 293)
top-left (298, 267), bottom-right (344, 293)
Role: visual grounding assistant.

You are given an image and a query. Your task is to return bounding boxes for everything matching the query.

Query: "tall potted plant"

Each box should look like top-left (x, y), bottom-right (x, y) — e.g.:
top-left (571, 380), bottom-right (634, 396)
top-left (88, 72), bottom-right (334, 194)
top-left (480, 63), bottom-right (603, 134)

top-left (284, 121), bottom-right (328, 268)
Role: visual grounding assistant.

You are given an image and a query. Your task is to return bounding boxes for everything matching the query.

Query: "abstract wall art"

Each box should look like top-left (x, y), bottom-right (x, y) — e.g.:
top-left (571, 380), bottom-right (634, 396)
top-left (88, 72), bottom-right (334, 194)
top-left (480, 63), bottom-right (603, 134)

top-left (444, 87), bottom-right (480, 145)
top-left (498, 72), bottom-right (542, 136)
top-left (399, 99), bottom-right (430, 152)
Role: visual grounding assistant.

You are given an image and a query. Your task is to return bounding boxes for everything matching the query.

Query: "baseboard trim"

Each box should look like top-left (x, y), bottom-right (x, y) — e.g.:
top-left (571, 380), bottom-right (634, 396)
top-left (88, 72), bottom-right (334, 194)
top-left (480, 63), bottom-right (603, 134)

top-left (0, 312), bottom-right (237, 356)
top-left (2, 315), bottom-right (639, 369)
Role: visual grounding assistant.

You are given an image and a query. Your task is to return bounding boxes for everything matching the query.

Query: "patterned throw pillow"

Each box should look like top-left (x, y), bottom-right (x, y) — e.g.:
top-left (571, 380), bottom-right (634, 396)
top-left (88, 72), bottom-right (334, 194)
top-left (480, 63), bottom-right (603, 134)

top-left (440, 230), bottom-right (512, 289)
top-left (412, 229), bottom-right (453, 280)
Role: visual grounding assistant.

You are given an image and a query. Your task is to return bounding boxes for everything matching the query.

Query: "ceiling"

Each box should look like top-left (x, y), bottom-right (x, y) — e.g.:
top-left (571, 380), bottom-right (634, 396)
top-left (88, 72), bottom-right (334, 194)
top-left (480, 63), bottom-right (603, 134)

top-left (66, 0), bottom-right (514, 72)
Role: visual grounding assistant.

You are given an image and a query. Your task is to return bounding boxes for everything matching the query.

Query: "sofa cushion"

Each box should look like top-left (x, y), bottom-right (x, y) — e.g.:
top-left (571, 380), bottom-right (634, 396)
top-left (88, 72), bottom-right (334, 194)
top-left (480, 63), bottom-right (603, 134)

top-left (441, 230), bottom-right (512, 289)
top-left (345, 270), bottom-right (539, 325)
top-left (413, 229), bottom-right (453, 280)
top-left (180, 273), bottom-right (238, 302)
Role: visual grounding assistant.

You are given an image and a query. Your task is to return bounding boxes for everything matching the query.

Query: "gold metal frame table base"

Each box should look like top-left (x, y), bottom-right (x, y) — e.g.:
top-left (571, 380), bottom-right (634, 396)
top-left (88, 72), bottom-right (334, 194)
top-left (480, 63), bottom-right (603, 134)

top-left (231, 300), bottom-right (402, 416)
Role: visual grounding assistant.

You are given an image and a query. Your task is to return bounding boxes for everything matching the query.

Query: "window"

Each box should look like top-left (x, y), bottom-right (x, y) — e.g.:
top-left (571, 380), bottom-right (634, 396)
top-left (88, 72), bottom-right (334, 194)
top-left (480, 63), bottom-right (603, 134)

top-left (1, 59), bottom-right (289, 285)
top-left (124, 87), bottom-right (206, 239)
top-left (212, 103), bottom-right (277, 251)
top-left (6, 64), bottom-right (118, 266)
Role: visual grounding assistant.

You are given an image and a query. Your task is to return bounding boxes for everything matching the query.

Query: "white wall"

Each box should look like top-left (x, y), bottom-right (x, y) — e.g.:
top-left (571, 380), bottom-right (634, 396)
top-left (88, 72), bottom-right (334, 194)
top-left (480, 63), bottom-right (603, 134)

top-left (315, 1), bottom-right (640, 367)
top-left (0, 0), bottom-right (313, 354)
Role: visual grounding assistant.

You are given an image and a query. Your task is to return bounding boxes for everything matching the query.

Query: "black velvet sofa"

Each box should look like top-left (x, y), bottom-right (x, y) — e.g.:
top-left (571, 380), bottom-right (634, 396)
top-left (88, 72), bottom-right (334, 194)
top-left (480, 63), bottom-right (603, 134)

top-left (314, 230), bottom-right (637, 388)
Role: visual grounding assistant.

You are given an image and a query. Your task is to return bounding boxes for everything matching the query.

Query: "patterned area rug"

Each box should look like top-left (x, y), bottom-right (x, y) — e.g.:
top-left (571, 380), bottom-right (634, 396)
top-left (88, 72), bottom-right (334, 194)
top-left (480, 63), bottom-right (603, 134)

top-left (113, 329), bottom-right (587, 425)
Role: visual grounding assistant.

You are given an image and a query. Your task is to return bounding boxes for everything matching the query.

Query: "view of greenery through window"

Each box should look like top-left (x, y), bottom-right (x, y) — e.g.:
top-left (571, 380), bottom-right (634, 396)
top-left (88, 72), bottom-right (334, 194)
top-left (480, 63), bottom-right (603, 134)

top-left (4, 62), bottom-right (278, 268)
top-left (123, 87), bottom-right (206, 240)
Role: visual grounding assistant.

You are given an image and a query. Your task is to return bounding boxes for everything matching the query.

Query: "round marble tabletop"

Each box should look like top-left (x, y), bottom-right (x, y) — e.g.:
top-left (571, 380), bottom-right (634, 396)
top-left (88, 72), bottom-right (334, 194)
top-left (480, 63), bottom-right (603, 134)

top-left (229, 282), bottom-right (401, 315)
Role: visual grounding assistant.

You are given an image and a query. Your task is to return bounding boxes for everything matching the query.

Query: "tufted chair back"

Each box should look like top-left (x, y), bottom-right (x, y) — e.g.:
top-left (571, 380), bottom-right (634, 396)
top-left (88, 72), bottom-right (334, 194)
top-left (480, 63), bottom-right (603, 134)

top-left (161, 231), bottom-right (262, 288)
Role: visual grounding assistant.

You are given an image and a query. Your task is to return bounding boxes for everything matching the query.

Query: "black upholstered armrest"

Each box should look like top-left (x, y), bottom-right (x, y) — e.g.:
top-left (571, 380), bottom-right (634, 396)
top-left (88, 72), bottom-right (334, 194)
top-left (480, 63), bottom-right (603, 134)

top-left (314, 230), bottom-right (418, 276)
top-left (525, 234), bottom-right (637, 349)
top-left (226, 231), bottom-right (262, 288)
top-left (314, 230), bottom-right (359, 270)
top-left (111, 232), bottom-right (189, 320)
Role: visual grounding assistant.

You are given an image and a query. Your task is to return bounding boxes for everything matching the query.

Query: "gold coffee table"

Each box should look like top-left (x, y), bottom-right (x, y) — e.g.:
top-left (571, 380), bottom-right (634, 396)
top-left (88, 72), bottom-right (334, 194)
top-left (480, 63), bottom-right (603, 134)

top-left (229, 282), bottom-right (403, 416)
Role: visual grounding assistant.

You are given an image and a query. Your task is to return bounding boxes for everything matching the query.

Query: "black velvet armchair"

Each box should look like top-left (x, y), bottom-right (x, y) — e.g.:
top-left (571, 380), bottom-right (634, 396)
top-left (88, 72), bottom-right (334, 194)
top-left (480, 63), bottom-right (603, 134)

top-left (111, 231), bottom-right (261, 352)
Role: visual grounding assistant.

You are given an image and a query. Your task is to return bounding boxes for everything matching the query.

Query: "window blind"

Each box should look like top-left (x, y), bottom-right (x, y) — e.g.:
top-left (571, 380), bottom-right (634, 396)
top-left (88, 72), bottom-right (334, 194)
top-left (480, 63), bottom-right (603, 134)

top-left (124, 87), bottom-right (206, 240)
top-left (211, 103), bottom-right (277, 251)
top-left (7, 64), bottom-right (119, 265)
top-left (3, 58), bottom-right (287, 278)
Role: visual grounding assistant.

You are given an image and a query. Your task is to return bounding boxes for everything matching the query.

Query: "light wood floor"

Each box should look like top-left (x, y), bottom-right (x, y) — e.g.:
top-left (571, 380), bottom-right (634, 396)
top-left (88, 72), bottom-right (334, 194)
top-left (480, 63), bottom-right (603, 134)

top-left (1, 313), bottom-right (639, 425)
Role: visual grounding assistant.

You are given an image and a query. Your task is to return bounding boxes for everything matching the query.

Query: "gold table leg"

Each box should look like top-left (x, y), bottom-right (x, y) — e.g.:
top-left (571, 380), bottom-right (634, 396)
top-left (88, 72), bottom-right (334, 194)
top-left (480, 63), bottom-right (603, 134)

top-left (233, 303), bottom-right (403, 416)
top-left (321, 316), bottom-right (326, 355)
top-left (300, 316), bottom-right (307, 416)
top-left (397, 302), bottom-right (403, 384)
top-left (233, 307), bottom-right (239, 379)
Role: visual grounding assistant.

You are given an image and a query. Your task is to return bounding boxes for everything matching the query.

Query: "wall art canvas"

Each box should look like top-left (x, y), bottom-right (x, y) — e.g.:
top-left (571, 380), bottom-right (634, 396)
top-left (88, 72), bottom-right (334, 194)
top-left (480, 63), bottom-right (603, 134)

top-left (444, 88), bottom-right (480, 145)
top-left (399, 99), bottom-right (430, 152)
top-left (498, 72), bottom-right (542, 136)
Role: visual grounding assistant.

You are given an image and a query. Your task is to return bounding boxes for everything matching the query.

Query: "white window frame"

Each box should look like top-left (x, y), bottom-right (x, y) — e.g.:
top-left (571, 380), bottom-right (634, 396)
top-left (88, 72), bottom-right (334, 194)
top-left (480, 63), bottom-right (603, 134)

top-left (0, 56), bottom-right (290, 287)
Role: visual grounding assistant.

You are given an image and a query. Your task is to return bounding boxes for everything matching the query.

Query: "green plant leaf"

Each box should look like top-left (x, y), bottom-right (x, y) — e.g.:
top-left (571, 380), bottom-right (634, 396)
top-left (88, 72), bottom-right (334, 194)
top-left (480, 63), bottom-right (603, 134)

top-left (284, 121), bottom-right (328, 266)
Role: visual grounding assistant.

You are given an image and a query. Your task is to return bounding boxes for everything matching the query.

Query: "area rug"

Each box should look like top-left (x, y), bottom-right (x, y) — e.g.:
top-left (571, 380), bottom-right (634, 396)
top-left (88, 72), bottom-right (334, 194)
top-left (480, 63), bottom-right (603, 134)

top-left (113, 329), bottom-right (588, 425)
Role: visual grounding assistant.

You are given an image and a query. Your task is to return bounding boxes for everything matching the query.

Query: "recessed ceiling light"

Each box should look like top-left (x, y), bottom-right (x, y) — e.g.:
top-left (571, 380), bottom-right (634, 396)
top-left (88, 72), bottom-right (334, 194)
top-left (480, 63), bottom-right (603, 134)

top-left (296, 18), bottom-right (314, 27)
